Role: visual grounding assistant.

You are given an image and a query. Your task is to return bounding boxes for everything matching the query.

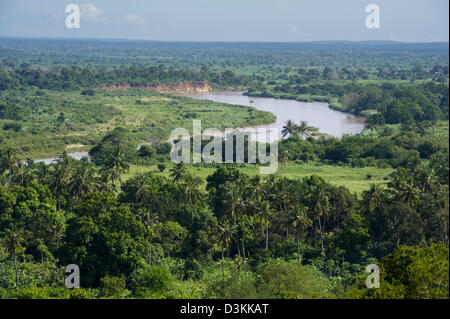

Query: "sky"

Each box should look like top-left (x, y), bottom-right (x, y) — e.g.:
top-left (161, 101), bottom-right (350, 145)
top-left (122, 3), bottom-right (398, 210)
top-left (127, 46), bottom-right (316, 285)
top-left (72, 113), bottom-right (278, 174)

top-left (0, 0), bottom-right (448, 42)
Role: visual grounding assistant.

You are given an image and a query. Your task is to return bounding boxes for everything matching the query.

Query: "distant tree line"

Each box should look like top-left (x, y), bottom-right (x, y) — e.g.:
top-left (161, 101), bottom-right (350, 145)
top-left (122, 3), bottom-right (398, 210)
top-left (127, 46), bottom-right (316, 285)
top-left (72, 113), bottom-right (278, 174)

top-left (0, 65), bottom-right (249, 91)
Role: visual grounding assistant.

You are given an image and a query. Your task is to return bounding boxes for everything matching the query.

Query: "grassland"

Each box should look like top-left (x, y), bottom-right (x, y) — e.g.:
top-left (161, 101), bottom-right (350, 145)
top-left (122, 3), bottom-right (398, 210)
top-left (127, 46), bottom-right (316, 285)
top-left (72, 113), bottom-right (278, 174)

top-left (124, 162), bottom-right (393, 195)
top-left (0, 89), bottom-right (275, 159)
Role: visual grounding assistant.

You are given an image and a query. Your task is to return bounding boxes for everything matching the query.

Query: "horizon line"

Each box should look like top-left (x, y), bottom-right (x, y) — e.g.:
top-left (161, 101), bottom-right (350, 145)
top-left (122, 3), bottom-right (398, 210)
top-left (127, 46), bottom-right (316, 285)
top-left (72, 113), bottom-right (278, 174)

top-left (0, 35), bottom-right (449, 45)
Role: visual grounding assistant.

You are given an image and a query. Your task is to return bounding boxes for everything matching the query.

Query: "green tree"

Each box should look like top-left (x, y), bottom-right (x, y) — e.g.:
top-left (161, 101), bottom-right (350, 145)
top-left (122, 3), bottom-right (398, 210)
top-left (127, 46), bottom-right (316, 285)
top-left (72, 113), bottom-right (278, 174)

top-left (169, 162), bottom-right (187, 183)
top-left (182, 175), bottom-right (203, 222)
top-left (0, 147), bottom-right (19, 179)
top-left (291, 204), bottom-right (312, 263)
top-left (261, 201), bottom-right (273, 252)
top-left (103, 146), bottom-right (130, 187)
top-left (281, 120), bottom-right (298, 138)
top-left (295, 120), bottom-right (316, 139)
top-left (69, 158), bottom-right (98, 201)
top-left (218, 221), bottom-right (237, 278)
top-left (130, 265), bottom-right (173, 296)
top-left (1, 228), bottom-right (25, 289)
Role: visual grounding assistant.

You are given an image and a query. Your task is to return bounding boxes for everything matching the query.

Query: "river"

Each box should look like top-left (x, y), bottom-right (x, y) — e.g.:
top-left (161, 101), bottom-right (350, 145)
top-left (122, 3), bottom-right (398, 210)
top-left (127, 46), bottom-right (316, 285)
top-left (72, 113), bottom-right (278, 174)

top-left (35, 92), bottom-right (365, 163)
top-left (187, 91), bottom-right (365, 142)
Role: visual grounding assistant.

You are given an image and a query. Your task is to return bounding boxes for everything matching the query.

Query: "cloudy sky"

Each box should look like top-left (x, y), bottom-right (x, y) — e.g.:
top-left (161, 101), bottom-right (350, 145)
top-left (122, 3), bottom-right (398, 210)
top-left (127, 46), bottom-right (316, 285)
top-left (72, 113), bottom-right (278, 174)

top-left (0, 0), bottom-right (448, 42)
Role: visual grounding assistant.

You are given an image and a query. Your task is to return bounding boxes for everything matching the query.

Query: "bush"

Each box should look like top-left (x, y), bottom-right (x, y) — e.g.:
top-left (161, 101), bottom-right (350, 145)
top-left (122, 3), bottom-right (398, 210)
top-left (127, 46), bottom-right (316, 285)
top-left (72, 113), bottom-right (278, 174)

top-left (81, 89), bottom-right (95, 96)
top-left (99, 276), bottom-right (130, 298)
top-left (130, 266), bottom-right (173, 295)
top-left (69, 288), bottom-right (99, 299)
top-left (347, 244), bottom-right (449, 299)
top-left (139, 145), bottom-right (156, 158)
top-left (155, 142), bottom-right (172, 155)
top-left (184, 259), bottom-right (203, 280)
top-left (255, 259), bottom-right (330, 298)
top-left (205, 273), bottom-right (258, 299)
top-left (2, 122), bottom-right (22, 132)
top-left (0, 287), bottom-right (71, 299)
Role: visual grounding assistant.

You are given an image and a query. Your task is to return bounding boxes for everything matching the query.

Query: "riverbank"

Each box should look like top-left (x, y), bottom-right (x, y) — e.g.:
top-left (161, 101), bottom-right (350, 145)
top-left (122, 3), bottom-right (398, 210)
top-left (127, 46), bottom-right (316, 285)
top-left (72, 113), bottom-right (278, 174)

top-left (32, 91), bottom-right (365, 163)
top-left (244, 90), bottom-right (350, 112)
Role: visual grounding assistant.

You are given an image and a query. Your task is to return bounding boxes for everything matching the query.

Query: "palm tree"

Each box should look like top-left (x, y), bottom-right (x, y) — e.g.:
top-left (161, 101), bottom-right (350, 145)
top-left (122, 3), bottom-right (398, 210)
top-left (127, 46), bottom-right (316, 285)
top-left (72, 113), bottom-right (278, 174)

top-left (308, 184), bottom-right (330, 257)
top-left (69, 158), bottom-right (98, 201)
top-left (0, 147), bottom-right (19, 176)
top-left (10, 161), bottom-right (33, 186)
top-left (388, 168), bottom-right (421, 209)
top-left (35, 163), bottom-right (52, 185)
top-left (271, 179), bottom-right (293, 211)
top-left (218, 221), bottom-right (236, 278)
top-left (281, 120), bottom-right (298, 138)
top-left (1, 228), bottom-right (25, 289)
top-left (261, 201), bottom-right (273, 251)
top-left (104, 146), bottom-right (130, 187)
top-left (36, 241), bottom-right (49, 278)
top-left (223, 181), bottom-right (244, 256)
top-left (291, 204), bottom-right (312, 263)
top-left (98, 170), bottom-right (117, 193)
top-left (250, 175), bottom-right (263, 202)
top-left (295, 120), bottom-right (316, 139)
top-left (137, 209), bottom-right (159, 266)
top-left (52, 219), bottom-right (65, 250)
top-left (361, 184), bottom-right (386, 214)
top-left (169, 162), bottom-right (187, 183)
top-left (51, 151), bottom-right (73, 201)
top-left (135, 178), bottom-right (151, 205)
top-left (182, 175), bottom-right (203, 222)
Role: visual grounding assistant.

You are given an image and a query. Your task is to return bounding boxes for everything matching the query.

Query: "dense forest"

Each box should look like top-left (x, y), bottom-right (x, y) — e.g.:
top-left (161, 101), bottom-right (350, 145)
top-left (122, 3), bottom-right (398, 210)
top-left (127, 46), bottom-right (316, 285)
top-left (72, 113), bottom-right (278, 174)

top-left (0, 64), bottom-right (249, 91)
top-left (0, 38), bottom-right (448, 299)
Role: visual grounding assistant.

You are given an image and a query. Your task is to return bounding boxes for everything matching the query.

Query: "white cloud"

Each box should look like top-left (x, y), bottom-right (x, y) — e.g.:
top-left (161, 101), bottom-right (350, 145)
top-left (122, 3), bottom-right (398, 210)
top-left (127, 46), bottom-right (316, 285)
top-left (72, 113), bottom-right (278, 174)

top-left (125, 14), bottom-right (144, 25)
top-left (81, 3), bottom-right (104, 21)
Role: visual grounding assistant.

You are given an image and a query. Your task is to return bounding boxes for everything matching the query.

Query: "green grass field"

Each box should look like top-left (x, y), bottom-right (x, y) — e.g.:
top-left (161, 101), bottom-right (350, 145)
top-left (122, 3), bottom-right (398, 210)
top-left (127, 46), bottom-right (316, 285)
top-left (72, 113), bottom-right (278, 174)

top-left (124, 162), bottom-right (393, 195)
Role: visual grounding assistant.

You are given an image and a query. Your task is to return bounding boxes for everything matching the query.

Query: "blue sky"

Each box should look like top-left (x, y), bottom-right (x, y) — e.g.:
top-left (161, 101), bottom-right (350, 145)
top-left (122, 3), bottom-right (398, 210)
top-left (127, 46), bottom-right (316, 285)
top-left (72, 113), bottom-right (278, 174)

top-left (0, 0), bottom-right (448, 42)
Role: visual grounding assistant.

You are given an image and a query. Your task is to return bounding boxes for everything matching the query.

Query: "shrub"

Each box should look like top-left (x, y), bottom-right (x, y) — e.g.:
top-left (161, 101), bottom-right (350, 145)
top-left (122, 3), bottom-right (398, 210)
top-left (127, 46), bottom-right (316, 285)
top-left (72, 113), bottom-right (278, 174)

top-left (139, 145), bottom-right (156, 158)
top-left (184, 259), bottom-right (203, 280)
top-left (205, 274), bottom-right (258, 299)
top-left (255, 259), bottom-right (330, 298)
top-left (0, 287), bottom-right (70, 299)
top-left (99, 276), bottom-right (130, 298)
top-left (131, 266), bottom-right (173, 295)
top-left (155, 142), bottom-right (172, 155)
top-left (3, 122), bottom-right (22, 132)
top-left (81, 89), bottom-right (95, 96)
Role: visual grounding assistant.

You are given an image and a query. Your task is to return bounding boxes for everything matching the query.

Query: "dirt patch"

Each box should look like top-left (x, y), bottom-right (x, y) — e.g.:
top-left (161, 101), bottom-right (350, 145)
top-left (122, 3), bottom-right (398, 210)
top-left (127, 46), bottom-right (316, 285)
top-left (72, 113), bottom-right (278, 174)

top-left (140, 97), bottom-right (172, 102)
